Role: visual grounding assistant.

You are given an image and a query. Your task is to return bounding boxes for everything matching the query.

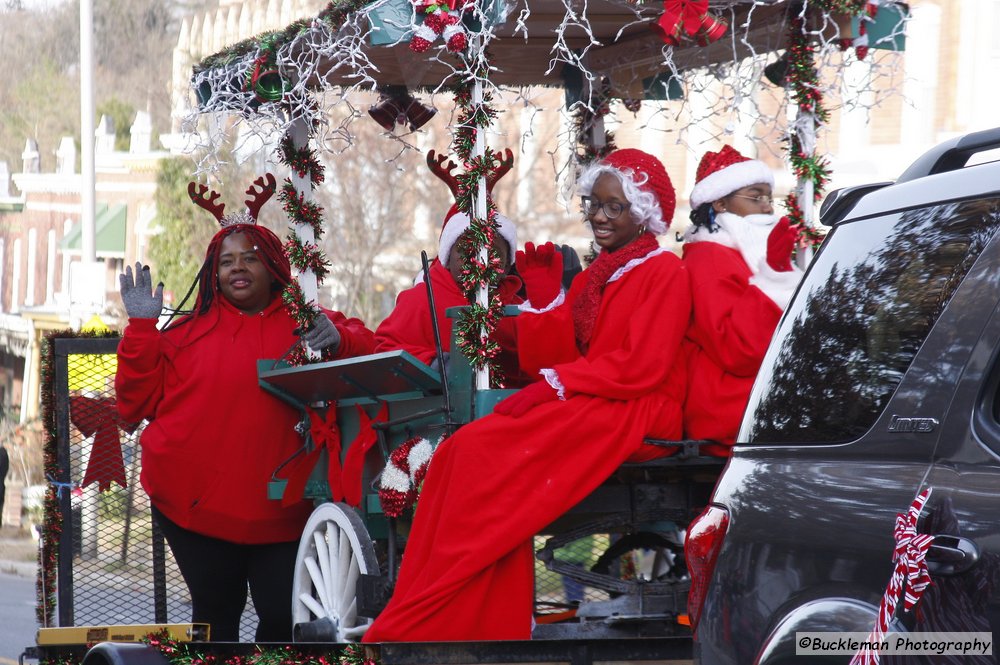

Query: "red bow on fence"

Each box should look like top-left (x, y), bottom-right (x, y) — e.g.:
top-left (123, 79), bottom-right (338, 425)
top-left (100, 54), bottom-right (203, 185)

top-left (850, 487), bottom-right (935, 665)
top-left (652, 0), bottom-right (728, 47)
top-left (70, 396), bottom-right (132, 492)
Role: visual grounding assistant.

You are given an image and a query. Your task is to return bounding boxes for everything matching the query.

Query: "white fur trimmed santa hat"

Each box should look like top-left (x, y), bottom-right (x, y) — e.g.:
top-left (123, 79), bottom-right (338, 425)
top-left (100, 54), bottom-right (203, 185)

top-left (689, 145), bottom-right (774, 210)
top-left (438, 204), bottom-right (518, 267)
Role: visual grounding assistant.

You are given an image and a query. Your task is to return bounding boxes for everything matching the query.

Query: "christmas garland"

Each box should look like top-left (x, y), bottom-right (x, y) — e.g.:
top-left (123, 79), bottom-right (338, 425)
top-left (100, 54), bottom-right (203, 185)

top-left (449, 73), bottom-right (509, 386)
top-left (781, 12), bottom-right (831, 249)
top-left (137, 631), bottom-right (379, 665)
top-left (277, 127), bottom-right (336, 366)
top-left (36, 330), bottom-right (119, 628)
top-left (572, 86), bottom-right (616, 266)
top-left (572, 95), bottom-right (616, 166)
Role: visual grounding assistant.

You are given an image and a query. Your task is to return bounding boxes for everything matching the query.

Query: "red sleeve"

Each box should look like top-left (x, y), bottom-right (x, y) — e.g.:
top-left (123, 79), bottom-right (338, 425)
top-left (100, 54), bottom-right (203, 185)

top-left (515, 296), bottom-right (580, 377)
top-left (554, 256), bottom-right (690, 400)
top-left (685, 244), bottom-right (782, 377)
top-left (324, 308), bottom-right (377, 359)
top-left (373, 287), bottom-right (440, 364)
top-left (115, 318), bottom-right (165, 423)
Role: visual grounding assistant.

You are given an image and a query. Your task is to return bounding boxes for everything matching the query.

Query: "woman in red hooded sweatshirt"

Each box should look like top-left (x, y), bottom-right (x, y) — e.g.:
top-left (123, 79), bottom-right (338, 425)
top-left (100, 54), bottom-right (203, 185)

top-left (115, 176), bottom-right (375, 642)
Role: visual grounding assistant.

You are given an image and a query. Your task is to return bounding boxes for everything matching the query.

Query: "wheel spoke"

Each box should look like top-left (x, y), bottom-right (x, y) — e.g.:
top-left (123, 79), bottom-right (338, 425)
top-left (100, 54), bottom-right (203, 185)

top-left (292, 503), bottom-right (377, 637)
top-left (340, 554), bottom-right (361, 614)
top-left (341, 621), bottom-right (370, 641)
top-left (340, 595), bottom-right (358, 627)
top-left (299, 591), bottom-right (327, 620)
top-left (315, 527), bottom-right (335, 600)
top-left (329, 523), bottom-right (344, 609)
top-left (335, 527), bottom-right (353, 606)
top-left (304, 556), bottom-right (333, 614)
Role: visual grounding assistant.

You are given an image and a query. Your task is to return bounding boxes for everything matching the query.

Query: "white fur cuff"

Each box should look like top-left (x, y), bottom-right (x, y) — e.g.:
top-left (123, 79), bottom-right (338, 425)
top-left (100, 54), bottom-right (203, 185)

top-left (518, 289), bottom-right (565, 314)
top-left (540, 368), bottom-right (567, 399)
top-left (750, 262), bottom-right (803, 310)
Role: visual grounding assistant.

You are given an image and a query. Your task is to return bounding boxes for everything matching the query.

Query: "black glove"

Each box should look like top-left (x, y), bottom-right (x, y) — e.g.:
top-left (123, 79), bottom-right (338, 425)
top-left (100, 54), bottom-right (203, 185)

top-left (118, 262), bottom-right (163, 320)
top-left (430, 351), bottom-right (451, 372)
top-left (301, 315), bottom-right (341, 353)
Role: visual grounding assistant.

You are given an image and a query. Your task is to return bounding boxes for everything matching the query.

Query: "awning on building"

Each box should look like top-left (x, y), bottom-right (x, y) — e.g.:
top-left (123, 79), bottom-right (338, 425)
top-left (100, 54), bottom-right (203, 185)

top-left (60, 203), bottom-right (127, 257)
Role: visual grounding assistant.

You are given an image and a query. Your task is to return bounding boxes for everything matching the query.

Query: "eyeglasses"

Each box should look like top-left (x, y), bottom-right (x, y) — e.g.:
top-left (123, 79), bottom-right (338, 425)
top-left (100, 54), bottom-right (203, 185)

top-left (581, 196), bottom-right (631, 220)
top-left (728, 193), bottom-right (774, 206)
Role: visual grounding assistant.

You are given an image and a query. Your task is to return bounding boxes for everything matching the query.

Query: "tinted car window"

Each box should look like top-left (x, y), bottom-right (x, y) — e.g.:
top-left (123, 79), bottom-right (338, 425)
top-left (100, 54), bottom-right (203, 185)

top-left (744, 198), bottom-right (1000, 444)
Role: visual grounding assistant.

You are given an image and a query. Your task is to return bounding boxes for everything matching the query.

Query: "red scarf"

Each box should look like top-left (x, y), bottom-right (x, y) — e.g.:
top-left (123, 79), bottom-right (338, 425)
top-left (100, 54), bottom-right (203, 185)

top-left (572, 232), bottom-right (660, 353)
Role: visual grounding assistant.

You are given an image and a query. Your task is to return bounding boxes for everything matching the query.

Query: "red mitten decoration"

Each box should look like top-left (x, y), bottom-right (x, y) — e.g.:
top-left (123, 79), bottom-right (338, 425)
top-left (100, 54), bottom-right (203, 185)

top-left (766, 217), bottom-right (798, 272)
top-left (409, 22), bottom-right (437, 52)
top-left (516, 241), bottom-right (564, 307)
top-left (410, 35), bottom-right (433, 52)
top-left (442, 15), bottom-right (466, 52)
top-left (493, 380), bottom-right (559, 418)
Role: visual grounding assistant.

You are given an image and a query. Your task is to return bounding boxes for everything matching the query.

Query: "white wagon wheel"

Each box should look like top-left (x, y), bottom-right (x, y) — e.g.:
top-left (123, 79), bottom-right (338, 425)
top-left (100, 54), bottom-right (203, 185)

top-left (292, 502), bottom-right (379, 641)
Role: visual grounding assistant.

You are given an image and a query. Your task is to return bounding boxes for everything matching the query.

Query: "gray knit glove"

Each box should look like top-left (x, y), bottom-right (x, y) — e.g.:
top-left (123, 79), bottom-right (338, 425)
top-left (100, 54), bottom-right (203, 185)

top-left (301, 315), bottom-right (341, 353)
top-left (119, 262), bottom-right (164, 320)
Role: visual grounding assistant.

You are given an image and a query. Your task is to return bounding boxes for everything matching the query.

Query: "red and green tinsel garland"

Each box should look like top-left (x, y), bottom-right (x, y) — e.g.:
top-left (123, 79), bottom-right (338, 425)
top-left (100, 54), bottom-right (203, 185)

top-left (573, 97), bottom-right (616, 166)
top-left (37, 330), bottom-right (120, 628)
top-left (449, 71), bottom-right (509, 386)
top-left (781, 13), bottom-right (829, 250)
top-left (139, 630), bottom-right (379, 665)
top-left (277, 127), bottom-right (336, 366)
top-left (280, 135), bottom-right (326, 187)
top-left (573, 86), bottom-right (616, 266)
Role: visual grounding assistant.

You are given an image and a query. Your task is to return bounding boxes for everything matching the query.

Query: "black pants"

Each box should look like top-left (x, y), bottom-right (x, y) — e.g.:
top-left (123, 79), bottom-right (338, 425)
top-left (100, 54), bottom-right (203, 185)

top-left (152, 505), bottom-right (298, 642)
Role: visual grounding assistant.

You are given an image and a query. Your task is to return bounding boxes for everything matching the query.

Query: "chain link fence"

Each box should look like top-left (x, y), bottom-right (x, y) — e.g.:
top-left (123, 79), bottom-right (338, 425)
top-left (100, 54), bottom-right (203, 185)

top-left (53, 337), bottom-right (257, 640)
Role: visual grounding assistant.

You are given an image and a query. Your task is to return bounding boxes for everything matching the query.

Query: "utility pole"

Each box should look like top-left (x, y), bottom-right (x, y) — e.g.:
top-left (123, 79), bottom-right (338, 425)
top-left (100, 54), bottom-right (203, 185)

top-left (80, 0), bottom-right (96, 264)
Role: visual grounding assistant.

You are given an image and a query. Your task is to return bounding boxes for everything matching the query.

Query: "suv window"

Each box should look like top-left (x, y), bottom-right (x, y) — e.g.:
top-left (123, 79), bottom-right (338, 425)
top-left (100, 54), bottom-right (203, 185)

top-left (744, 198), bottom-right (1000, 444)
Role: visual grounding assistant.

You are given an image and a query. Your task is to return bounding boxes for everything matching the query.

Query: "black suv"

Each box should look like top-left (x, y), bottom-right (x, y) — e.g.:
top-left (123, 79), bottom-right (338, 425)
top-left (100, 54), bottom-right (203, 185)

top-left (687, 129), bottom-right (1000, 664)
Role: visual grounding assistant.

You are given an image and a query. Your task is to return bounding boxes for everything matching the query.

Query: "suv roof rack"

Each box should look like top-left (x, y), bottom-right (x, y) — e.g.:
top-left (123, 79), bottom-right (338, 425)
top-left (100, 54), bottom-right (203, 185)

top-left (897, 126), bottom-right (1000, 183)
top-left (820, 182), bottom-right (892, 226)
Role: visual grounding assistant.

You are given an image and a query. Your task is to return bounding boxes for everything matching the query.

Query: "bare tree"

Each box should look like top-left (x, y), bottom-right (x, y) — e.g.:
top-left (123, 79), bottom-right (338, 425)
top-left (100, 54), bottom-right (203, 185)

top-left (313, 118), bottom-right (427, 325)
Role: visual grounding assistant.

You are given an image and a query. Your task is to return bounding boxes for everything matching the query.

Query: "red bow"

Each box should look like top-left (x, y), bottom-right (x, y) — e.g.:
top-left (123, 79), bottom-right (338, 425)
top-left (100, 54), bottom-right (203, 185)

top-left (280, 405), bottom-right (341, 507)
top-left (653, 0), bottom-right (727, 47)
top-left (341, 404), bottom-right (389, 507)
top-left (850, 488), bottom-right (935, 665)
top-left (70, 396), bottom-right (131, 492)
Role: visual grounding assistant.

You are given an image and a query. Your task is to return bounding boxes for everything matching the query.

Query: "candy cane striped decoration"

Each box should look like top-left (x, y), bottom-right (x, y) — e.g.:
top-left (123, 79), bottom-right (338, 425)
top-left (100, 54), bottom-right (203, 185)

top-left (850, 487), bottom-right (934, 665)
top-left (378, 436), bottom-right (439, 517)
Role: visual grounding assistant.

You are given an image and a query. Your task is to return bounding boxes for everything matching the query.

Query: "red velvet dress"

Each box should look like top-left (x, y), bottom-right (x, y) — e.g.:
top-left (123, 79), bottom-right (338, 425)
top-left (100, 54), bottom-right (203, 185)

top-left (363, 247), bottom-right (690, 642)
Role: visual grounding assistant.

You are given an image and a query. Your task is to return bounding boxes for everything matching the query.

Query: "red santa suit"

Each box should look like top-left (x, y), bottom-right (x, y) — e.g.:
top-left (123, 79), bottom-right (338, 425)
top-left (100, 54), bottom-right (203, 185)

top-left (375, 208), bottom-right (529, 384)
top-left (363, 238), bottom-right (690, 642)
top-left (116, 298), bottom-right (375, 544)
top-left (682, 146), bottom-right (802, 454)
top-left (375, 260), bottom-right (527, 384)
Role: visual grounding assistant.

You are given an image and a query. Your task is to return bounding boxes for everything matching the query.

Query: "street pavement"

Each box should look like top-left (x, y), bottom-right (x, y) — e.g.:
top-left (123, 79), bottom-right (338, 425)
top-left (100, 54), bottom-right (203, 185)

top-left (0, 528), bottom-right (39, 664)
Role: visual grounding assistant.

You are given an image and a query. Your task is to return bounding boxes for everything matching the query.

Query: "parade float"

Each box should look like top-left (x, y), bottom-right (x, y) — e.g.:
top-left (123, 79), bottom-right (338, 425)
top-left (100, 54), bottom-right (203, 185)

top-left (28, 1), bottom-right (909, 664)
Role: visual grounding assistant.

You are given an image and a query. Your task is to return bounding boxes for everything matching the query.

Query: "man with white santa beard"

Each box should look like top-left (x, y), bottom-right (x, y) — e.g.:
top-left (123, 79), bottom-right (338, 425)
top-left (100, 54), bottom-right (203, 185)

top-left (681, 145), bottom-right (803, 455)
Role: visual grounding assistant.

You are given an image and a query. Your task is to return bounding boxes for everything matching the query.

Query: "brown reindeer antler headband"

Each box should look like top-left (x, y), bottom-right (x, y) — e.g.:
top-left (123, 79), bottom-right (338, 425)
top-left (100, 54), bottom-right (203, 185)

top-left (188, 173), bottom-right (278, 227)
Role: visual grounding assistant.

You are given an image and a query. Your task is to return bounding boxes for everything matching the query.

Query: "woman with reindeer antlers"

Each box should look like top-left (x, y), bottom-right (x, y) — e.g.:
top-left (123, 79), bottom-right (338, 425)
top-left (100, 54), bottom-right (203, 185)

top-left (374, 149), bottom-right (561, 387)
top-left (364, 148), bottom-right (691, 642)
top-left (114, 175), bottom-right (375, 642)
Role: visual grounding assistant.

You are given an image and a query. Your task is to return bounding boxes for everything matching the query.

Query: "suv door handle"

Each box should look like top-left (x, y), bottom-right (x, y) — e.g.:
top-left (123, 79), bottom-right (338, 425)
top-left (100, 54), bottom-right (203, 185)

top-left (924, 535), bottom-right (980, 576)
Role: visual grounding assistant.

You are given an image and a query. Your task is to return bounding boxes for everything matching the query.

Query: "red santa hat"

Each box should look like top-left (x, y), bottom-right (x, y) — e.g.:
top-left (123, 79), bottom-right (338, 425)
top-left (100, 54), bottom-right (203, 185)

top-left (601, 149), bottom-right (676, 225)
top-left (438, 204), bottom-right (518, 267)
top-left (689, 145), bottom-right (774, 210)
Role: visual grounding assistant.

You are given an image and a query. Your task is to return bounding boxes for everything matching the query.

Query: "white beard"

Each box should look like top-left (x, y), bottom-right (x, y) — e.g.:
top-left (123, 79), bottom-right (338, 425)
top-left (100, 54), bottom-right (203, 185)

top-left (697, 211), bottom-right (780, 275)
